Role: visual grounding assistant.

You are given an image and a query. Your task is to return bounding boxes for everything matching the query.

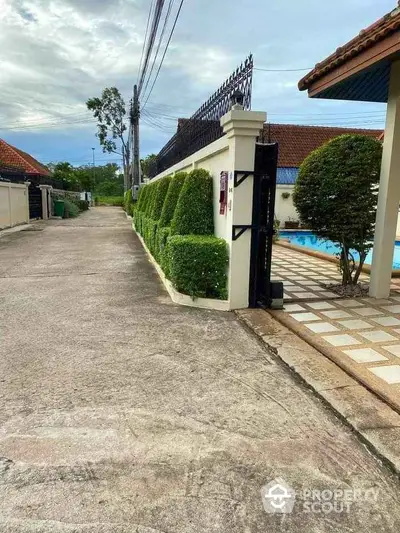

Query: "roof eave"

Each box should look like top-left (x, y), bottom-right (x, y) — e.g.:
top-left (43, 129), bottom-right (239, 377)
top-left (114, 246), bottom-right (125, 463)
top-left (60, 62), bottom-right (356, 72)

top-left (299, 14), bottom-right (400, 100)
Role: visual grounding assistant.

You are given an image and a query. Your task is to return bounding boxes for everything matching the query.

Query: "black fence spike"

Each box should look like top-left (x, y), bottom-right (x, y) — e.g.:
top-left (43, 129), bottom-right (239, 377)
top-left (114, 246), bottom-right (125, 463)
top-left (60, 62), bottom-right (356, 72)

top-left (149, 56), bottom-right (253, 177)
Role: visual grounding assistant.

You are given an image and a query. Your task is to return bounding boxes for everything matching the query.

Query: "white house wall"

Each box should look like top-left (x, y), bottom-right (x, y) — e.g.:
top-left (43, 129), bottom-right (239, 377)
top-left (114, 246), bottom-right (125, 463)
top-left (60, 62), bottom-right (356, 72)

top-left (275, 184), bottom-right (298, 227)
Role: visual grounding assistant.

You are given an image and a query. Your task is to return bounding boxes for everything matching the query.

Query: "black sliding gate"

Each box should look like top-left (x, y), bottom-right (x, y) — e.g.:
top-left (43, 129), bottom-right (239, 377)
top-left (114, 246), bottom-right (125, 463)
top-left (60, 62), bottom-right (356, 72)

top-left (28, 182), bottom-right (42, 219)
top-left (249, 142), bottom-right (278, 307)
top-left (232, 142), bottom-right (279, 308)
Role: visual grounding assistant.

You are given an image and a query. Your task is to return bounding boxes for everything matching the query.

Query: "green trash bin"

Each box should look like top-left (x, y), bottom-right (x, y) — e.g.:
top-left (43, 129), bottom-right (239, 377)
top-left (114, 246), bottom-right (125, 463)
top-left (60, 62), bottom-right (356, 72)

top-left (54, 199), bottom-right (65, 218)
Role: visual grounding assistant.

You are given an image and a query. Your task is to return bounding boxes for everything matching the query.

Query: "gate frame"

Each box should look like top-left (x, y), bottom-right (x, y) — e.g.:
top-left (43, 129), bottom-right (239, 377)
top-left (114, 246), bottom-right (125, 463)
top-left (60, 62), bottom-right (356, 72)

top-left (248, 142), bottom-right (278, 308)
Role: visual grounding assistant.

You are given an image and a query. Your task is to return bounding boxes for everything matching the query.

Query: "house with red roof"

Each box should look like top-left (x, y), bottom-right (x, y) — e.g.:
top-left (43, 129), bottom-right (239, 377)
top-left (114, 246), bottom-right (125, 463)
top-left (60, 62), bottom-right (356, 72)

top-left (0, 139), bottom-right (51, 178)
top-left (260, 123), bottom-right (383, 227)
top-left (0, 139), bottom-right (52, 219)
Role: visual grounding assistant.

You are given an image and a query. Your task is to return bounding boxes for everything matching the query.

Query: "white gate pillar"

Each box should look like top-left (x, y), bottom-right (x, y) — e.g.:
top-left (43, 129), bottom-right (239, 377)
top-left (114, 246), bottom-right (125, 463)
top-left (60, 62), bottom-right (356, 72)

top-left (221, 109), bottom-right (267, 309)
top-left (38, 185), bottom-right (52, 220)
top-left (370, 60), bottom-right (400, 298)
top-left (24, 181), bottom-right (30, 222)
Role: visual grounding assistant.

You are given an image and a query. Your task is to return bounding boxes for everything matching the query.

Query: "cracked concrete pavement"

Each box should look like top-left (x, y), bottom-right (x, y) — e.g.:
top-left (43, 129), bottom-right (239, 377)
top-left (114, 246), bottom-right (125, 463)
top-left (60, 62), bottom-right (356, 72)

top-left (1, 207), bottom-right (400, 532)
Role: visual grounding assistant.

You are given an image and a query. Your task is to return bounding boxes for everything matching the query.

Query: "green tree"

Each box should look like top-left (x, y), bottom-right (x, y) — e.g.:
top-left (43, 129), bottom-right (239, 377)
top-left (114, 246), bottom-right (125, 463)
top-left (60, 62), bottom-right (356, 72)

top-left (49, 161), bottom-right (121, 193)
top-left (141, 154), bottom-right (157, 179)
top-left (293, 134), bottom-right (382, 285)
top-left (49, 161), bottom-right (80, 190)
top-left (86, 87), bottom-right (130, 190)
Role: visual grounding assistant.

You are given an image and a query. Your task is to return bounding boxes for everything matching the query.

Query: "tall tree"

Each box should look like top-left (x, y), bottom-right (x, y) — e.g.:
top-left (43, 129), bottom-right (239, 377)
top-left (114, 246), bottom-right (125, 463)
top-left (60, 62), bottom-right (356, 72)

top-left (140, 153), bottom-right (157, 180)
top-left (86, 87), bottom-right (130, 191)
top-left (293, 135), bottom-right (382, 285)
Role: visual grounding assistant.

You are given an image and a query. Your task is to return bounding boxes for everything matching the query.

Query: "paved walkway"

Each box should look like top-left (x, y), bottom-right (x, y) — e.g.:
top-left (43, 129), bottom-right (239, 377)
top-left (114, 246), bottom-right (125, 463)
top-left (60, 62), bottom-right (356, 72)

top-left (272, 245), bottom-right (372, 301)
top-left (1, 207), bottom-right (400, 532)
top-left (272, 245), bottom-right (400, 413)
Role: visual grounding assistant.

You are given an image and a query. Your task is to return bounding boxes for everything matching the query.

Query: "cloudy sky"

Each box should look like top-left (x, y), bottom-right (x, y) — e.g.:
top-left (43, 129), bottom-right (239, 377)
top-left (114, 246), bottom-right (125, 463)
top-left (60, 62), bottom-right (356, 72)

top-left (0, 0), bottom-right (394, 167)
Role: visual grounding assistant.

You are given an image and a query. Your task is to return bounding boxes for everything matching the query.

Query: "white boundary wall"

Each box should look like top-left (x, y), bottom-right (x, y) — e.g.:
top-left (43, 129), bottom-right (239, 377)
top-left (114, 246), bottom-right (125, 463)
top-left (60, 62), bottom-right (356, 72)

top-left (0, 181), bottom-right (30, 230)
top-left (150, 109), bottom-right (266, 310)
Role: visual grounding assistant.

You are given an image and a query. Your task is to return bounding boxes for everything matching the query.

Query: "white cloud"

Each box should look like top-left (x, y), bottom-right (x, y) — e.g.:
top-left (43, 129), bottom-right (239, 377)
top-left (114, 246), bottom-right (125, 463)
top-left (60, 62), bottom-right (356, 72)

top-left (0, 0), bottom-right (392, 163)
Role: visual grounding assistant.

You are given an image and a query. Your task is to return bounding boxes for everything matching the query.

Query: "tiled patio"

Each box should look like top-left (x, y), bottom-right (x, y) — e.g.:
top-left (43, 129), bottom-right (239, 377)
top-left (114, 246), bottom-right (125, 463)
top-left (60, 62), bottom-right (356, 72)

top-left (272, 245), bottom-right (400, 411)
top-left (272, 245), bottom-right (400, 301)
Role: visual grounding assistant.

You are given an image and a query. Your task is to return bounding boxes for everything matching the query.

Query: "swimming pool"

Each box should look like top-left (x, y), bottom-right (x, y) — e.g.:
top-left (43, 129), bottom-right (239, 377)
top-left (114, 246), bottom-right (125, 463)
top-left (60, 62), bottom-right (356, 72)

top-left (280, 231), bottom-right (400, 270)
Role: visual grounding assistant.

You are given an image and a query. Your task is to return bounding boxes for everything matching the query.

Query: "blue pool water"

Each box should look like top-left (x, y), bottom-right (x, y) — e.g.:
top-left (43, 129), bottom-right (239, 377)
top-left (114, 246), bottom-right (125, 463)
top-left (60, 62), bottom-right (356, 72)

top-left (280, 231), bottom-right (400, 269)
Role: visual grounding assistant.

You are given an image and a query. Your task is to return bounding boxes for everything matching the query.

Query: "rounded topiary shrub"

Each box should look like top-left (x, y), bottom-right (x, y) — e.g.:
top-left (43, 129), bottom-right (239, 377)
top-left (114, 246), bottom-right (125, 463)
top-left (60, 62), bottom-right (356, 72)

top-left (293, 134), bottom-right (382, 285)
top-left (151, 175), bottom-right (171, 221)
top-left (159, 172), bottom-right (187, 228)
top-left (170, 169), bottom-right (214, 236)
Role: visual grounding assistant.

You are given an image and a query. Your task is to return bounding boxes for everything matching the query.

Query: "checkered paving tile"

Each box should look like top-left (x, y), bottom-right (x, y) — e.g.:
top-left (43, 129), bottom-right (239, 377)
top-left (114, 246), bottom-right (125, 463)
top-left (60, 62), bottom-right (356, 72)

top-left (272, 245), bottom-right (400, 303)
top-left (280, 295), bottom-right (400, 405)
top-left (273, 245), bottom-right (400, 406)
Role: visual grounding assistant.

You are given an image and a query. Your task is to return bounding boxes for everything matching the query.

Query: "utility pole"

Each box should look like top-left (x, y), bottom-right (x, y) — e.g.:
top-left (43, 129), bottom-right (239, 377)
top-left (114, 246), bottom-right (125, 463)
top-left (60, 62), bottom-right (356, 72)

top-left (122, 145), bottom-right (128, 192)
top-left (131, 84), bottom-right (140, 198)
top-left (91, 148), bottom-right (95, 202)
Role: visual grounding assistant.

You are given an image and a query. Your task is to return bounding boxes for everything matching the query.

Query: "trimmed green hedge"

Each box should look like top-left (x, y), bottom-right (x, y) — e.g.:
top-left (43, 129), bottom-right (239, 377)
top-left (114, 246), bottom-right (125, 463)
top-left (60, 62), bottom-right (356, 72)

top-left (132, 169), bottom-right (228, 301)
top-left (124, 189), bottom-right (134, 213)
top-left (137, 185), bottom-right (148, 212)
top-left (167, 235), bottom-right (228, 299)
top-left (159, 172), bottom-right (187, 228)
top-left (171, 169), bottom-right (214, 236)
top-left (151, 176), bottom-right (171, 220)
top-left (145, 182), bottom-right (158, 217)
top-left (155, 226), bottom-right (171, 268)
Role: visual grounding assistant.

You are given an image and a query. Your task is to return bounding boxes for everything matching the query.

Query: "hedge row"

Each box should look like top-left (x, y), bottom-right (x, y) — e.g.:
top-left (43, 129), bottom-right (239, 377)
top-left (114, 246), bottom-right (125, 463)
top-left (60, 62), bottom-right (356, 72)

top-left (123, 189), bottom-right (135, 216)
top-left (133, 169), bottom-right (228, 300)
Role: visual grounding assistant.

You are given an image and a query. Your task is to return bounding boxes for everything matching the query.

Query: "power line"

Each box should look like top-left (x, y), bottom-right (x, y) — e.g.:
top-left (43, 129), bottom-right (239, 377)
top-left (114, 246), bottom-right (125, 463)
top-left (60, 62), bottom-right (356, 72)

top-left (142, 114), bottom-right (176, 133)
top-left (0, 114), bottom-right (93, 129)
top-left (255, 66), bottom-right (313, 72)
top-left (143, 109), bottom-right (180, 121)
top-left (137, 0), bottom-right (166, 97)
top-left (137, 0), bottom-right (155, 83)
top-left (141, 0), bottom-right (185, 110)
top-left (141, 0), bottom-right (175, 100)
top-left (267, 111), bottom-right (385, 117)
top-left (0, 118), bottom-right (96, 132)
top-left (1, 111), bottom-right (92, 128)
top-left (143, 108), bottom-right (386, 125)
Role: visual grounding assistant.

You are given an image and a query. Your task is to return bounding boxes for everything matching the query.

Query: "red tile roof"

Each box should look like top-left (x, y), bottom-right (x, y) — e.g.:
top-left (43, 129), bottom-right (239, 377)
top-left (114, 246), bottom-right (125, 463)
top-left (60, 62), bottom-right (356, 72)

top-left (0, 139), bottom-right (51, 176)
top-left (261, 123), bottom-right (383, 167)
top-left (299, 6), bottom-right (400, 91)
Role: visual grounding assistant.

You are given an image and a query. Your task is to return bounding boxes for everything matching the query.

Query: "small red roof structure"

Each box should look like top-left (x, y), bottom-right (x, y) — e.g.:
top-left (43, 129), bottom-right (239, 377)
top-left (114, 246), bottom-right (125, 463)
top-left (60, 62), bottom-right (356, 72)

top-left (260, 123), bottom-right (383, 167)
top-left (298, 5), bottom-right (400, 102)
top-left (0, 139), bottom-right (51, 176)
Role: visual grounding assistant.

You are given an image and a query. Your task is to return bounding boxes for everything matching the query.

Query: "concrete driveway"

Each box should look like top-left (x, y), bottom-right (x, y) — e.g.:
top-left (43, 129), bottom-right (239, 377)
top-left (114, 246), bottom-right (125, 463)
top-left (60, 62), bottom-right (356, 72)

top-left (0, 207), bottom-right (400, 532)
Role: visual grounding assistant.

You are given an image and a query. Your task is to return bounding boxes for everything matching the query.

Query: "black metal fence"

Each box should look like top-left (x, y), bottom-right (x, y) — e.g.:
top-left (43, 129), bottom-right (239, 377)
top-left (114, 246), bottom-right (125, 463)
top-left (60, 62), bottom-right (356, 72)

top-left (149, 55), bottom-right (253, 177)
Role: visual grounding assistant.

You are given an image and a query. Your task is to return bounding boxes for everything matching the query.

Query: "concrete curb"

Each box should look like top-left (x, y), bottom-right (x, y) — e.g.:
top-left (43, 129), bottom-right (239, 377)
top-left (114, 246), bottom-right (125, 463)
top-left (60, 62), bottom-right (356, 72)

top-left (236, 308), bottom-right (400, 476)
top-left (0, 223), bottom-right (32, 237)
